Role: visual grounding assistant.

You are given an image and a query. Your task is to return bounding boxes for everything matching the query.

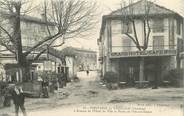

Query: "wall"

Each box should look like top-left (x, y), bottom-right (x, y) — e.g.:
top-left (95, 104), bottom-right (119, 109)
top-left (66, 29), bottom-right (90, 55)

top-left (110, 17), bottom-right (180, 52)
top-left (100, 16), bottom-right (184, 78)
top-left (21, 21), bottom-right (56, 47)
top-left (65, 56), bottom-right (74, 78)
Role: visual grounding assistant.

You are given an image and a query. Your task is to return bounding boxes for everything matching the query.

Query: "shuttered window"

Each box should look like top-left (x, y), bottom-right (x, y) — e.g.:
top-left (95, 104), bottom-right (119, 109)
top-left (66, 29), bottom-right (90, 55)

top-left (152, 19), bottom-right (164, 33)
top-left (153, 36), bottom-right (164, 50)
top-left (176, 19), bottom-right (181, 35)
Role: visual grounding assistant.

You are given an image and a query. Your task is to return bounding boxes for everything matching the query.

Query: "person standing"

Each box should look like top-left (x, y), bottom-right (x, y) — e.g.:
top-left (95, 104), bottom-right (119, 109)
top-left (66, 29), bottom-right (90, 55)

top-left (11, 84), bottom-right (27, 116)
top-left (3, 86), bottom-right (11, 107)
top-left (86, 70), bottom-right (89, 76)
top-left (42, 79), bottom-right (49, 98)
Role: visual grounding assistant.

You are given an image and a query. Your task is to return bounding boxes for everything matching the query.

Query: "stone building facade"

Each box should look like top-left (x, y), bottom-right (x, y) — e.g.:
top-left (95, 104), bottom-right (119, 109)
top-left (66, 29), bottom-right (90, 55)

top-left (98, 0), bottom-right (184, 86)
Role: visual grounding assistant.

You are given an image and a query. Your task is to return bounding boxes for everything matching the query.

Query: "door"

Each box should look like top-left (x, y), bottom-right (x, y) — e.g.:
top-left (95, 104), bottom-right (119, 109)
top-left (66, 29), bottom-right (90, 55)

top-left (119, 59), bottom-right (139, 83)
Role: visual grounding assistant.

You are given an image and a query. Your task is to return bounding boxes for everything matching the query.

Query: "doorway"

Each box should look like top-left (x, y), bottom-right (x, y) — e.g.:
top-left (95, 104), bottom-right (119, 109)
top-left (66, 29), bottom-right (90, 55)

top-left (119, 58), bottom-right (139, 84)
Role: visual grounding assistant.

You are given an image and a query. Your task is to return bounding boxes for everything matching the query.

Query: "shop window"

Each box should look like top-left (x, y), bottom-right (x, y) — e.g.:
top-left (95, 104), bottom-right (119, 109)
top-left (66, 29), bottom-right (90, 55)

top-left (153, 36), bottom-right (164, 50)
top-left (152, 18), bottom-right (164, 33)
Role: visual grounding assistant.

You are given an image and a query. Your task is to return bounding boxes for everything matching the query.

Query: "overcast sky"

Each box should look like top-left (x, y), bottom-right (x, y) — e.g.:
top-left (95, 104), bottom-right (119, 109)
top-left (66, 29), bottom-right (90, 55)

top-left (34, 0), bottom-right (184, 51)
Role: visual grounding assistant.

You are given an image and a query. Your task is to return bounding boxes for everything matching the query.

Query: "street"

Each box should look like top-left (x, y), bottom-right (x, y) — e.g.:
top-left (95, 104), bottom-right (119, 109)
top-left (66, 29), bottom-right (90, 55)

top-left (0, 72), bottom-right (184, 116)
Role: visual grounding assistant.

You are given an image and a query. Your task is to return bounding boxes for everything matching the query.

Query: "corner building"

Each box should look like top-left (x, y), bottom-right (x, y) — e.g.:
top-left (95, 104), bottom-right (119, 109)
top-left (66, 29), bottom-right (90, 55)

top-left (98, 0), bottom-right (184, 86)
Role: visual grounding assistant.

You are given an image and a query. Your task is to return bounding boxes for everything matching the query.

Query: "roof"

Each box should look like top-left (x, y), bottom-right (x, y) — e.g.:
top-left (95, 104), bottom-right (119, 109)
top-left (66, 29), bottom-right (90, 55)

top-left (20, 15), bottom-right (55, 25)
top-left (110, 0), bottom-right (181, 17)
top-left (0, 11), bottom-right (55, 25)
top-left (4, 63), bottom-right (37, 70)
top-left (99, 0), bottom-right (183, 41)
top-left (61, 47), bottom-right (96, 56)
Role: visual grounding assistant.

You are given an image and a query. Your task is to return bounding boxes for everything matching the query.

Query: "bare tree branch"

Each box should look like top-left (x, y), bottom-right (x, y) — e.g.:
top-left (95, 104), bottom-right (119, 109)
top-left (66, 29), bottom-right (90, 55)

top-left (24, 33), bottom-right (60, 56)
top-left (0, 0), bottom-right (97, 67)
top-left (32, 49), bottom-right (47, 61)
top-left (51, 41), bottom-right (65, 48)
top-left (43, 0), bottom-right (51, 36)
top-left (146, 19), bottom-right (151, 46)
top-left (120, 0), bottom-right (153, 51)
top-left (132, 20), bottom-right (141, 49)
top-left (0, 41), bottom-right (16, 54)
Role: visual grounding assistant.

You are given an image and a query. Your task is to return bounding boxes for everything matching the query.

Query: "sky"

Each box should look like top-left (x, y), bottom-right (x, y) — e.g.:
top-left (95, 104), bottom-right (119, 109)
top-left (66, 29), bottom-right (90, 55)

top-left (33, 0), bottom-right (184, 51)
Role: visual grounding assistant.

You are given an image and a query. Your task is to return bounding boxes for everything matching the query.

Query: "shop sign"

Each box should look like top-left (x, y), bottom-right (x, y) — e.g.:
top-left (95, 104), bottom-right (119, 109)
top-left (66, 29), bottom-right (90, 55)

top-left (111, 49), bottom-right (177, 58)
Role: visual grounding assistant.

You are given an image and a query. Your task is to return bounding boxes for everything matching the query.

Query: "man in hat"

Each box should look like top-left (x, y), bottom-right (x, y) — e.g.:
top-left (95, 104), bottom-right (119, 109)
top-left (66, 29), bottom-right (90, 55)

top-left (11, 83), bottom-right (27, 116)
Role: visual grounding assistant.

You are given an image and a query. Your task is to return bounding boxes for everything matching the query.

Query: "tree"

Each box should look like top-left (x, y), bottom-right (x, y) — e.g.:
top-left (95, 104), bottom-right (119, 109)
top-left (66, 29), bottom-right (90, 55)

top-left (120, 0), bottom-right (152, 51)
top-left (0, 0), bottom-right (97, 81)
top-left (120, 0), bottom-right (153, 88)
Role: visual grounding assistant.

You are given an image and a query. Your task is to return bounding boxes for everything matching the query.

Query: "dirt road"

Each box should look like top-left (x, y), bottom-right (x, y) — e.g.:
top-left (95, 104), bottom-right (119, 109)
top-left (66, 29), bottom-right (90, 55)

top-left (0, 73), bottom-right (184, 116)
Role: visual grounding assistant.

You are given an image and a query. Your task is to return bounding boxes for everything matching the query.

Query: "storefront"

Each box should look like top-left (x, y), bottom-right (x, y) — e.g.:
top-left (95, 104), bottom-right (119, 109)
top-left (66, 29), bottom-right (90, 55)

top-left (106, 50), bottom-right (178, 87)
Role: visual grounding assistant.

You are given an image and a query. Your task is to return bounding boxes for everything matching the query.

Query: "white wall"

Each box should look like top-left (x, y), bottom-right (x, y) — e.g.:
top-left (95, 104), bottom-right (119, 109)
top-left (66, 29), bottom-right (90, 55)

top-left (65, 56), bottom-right (74, 78)
top-left (110, 17), bottom-right (179, 52)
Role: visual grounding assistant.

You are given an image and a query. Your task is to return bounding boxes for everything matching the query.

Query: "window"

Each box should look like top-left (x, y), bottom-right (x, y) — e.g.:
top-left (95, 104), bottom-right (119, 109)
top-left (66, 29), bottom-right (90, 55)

top-left (122, 38), bottom-right (132, 51)
top-left (121, 21), bottom-right (132, 34)
top-left (153, 36), bottom-right (164, 50)
top-left (111, 20), bottom-right (121, 34)
top-left (111, 20), bottom-right (132, 34)
top-left (44, 61), bottom-right (52, 70)
top-left (176, 19), bottom-right (181, 35)
top-left (177, 38), bottom-right (184, 52)
top-left (152, 18), bottom-right (164, 33)
top-left (169, 18), bottom-right (175, 49)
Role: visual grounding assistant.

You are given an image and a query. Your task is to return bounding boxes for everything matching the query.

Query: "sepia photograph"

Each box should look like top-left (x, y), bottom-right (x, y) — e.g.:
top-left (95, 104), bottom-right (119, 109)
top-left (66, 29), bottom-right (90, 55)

top-left (0, 0), bottom-right (183, 116)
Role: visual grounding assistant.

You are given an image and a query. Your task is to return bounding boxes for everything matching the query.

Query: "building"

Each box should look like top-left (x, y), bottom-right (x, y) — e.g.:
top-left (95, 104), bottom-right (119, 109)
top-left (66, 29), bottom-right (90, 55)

top-left (98, 0), bottom-right (184, 86)
top-left (60, 47), bottom-right (97, 78)
top-left (0, 12), bottom-right (60, 82)
top-left (0, 13), bottom-right (97, 83)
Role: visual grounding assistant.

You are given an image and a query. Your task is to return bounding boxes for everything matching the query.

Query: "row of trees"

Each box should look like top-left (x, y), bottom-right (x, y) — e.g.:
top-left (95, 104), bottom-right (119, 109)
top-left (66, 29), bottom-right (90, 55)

top-left (0, 0), bottom-right (97, 81)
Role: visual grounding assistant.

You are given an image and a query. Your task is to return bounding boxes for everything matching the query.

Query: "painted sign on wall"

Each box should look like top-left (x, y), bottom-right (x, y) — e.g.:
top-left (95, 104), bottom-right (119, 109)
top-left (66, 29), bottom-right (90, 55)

top-left (110, 50), bottom-right (177, 58)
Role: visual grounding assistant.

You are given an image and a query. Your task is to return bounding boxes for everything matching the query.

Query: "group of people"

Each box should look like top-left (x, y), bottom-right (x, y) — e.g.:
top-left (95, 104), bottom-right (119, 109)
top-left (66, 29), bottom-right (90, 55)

top-left (1, 72), bottom-right (68, 116)
top-left (2, 83), bottom-right (27, 116)
top-left (41, 73), bottom-right (67, 98)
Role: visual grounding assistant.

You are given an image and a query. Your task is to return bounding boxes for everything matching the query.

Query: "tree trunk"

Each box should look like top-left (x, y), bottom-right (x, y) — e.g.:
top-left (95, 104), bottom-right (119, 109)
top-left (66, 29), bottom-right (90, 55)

top-left (21, 65), bottom-right (31, 82)
top-left (17, 59), bottom-right (31, 82)
top-left (12, 3), bottom-right (31, 82)
top-left (139, 57), bottom-right (144, 88)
